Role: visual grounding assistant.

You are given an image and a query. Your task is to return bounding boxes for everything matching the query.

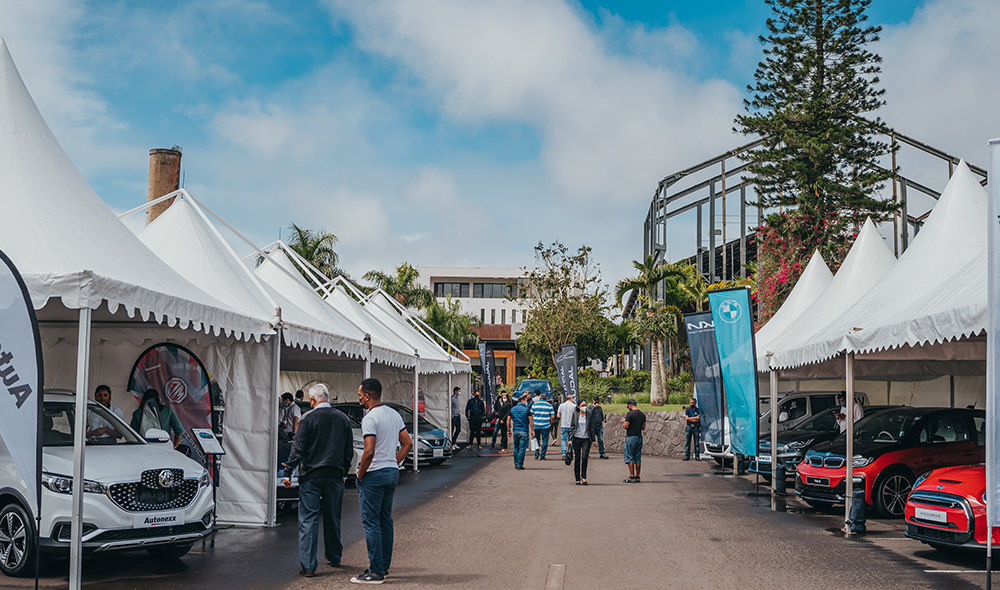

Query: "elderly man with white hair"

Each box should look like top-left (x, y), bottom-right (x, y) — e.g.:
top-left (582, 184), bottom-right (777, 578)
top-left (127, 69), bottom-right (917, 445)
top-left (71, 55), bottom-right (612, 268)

top-left (282, 383), bottom-right (355, 577)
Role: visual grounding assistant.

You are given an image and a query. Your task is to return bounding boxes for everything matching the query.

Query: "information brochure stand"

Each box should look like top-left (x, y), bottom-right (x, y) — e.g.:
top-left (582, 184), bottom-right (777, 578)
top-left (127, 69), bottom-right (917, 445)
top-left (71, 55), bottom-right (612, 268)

top-left (192, 428), bottom-right (225, 524)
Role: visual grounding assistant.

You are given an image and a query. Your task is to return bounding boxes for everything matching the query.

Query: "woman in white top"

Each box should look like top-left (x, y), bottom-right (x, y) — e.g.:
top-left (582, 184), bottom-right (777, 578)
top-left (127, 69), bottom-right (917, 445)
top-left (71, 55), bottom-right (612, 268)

top-left (567, 399), bottom-right (598, 485)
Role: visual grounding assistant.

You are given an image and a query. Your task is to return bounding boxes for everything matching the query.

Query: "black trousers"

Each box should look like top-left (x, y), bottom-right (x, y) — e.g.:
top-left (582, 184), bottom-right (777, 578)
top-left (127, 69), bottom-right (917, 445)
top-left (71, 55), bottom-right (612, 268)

top-left (685, 426), bottom-right (701, 459)
top-left (469, 418), bottom-right (483, 446)
top-left (451, 416), bottom-right (461, 445)
top-left (572, 437), bottom-right (591, 481)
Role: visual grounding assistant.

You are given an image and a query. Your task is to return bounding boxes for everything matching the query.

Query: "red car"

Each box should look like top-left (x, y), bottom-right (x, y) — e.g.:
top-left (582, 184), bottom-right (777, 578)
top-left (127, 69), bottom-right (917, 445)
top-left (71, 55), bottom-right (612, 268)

top-left (795, 406), bottom-right (985, 518)
top-left (904, 464), bottom-right (999, 550)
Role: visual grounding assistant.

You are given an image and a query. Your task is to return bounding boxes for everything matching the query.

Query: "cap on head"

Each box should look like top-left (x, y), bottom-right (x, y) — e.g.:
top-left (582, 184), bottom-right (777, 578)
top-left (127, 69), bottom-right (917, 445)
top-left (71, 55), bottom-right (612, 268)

top-left (627, 398), bottom-right (638, 407)
top-left (837, 391), bottom-right (847, 399)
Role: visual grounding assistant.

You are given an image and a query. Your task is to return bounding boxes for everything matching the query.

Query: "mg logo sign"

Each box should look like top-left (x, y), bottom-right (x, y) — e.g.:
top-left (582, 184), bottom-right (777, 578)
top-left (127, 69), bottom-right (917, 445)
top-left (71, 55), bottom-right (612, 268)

top-left (718, 299), bottom-right (742, 324)
top-left (165, 377), bottom-right (187, 404)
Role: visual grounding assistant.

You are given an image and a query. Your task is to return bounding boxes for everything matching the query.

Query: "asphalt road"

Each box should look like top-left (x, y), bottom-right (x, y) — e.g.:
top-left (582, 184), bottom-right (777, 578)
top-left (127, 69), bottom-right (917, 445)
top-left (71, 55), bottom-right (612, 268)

top-left (3, 444), bottom-right (998, 589)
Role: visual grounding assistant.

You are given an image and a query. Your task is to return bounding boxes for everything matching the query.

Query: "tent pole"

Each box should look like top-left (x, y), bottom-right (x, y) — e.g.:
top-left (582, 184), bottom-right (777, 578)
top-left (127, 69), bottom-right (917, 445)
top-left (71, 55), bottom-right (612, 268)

top-left (413, 353), bottom-right (420, 472)
top-left (845, 352), bottom-right (855, 535)
top-left (447, 373), bottom-right (453, 446)
top-left (69, 307), bottom-right (92, 590)
top-left (266, 331), bottom-right (281, 527)
top-left (769, 364), bottom-right (778, 495)
top-left (364, 335), bottom-right (372, 379)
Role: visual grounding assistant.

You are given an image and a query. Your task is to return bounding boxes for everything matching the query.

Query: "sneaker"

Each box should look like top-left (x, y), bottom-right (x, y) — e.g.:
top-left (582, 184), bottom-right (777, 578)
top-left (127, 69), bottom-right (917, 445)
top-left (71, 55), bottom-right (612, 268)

top-left (599, 455), bottom-right (609, 459)
top-left (623, 477), bottom-right (635, 483)
top-left (351, 571), bottom-right (385, 584)
top-left (683, 457), bottom-right (690, 461)
top-left (695, 457), bottom-right (702, 461)
top-left (635, 477), bottom-right (641, 483)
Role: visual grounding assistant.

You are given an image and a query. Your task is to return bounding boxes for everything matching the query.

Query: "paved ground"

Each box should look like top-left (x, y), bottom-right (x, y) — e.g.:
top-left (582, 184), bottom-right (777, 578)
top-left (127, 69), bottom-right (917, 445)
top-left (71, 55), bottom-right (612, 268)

top-left (4, 444), bottom-right (998, 589)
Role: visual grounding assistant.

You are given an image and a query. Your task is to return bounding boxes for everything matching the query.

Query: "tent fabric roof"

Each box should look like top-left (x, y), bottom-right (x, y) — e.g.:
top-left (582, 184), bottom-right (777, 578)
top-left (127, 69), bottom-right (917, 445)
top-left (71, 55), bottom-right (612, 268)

top-left (754, 249), bottom-right (833, 367)
top-left (139, 195), bottom-right (412, 362)
top-left (762, 218), bottom-right (896, 371)
top-left (325, 285), bottom-right (418, 369)
top-left (363, 291), bottom-right (468, 374)
top-left (253, 249), bottom-right (371, 361)
top-left (770, 161), bottom-right (987, 370)
top-left (0, 39), bottom-right (271, 340)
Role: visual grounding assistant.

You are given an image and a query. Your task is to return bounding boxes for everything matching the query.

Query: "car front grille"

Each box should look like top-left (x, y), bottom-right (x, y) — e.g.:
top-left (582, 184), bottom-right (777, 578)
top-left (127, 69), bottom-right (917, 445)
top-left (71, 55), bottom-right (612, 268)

top-left (425, 438), bottom-right (444, 448)
top-left (807, 456), bottom-right (845, 468)
top-left (906, 523), bottom-right (972, 545)
top-left (89, 522), bottom-right (209, 543)
top-left (108, 479), bottom-right (200, 512)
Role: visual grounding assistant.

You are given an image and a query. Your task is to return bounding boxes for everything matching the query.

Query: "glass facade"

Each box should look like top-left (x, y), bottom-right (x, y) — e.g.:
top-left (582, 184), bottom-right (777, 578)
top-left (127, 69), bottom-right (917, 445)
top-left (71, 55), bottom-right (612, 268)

top-left (434, 282), bottom-right (470, 297)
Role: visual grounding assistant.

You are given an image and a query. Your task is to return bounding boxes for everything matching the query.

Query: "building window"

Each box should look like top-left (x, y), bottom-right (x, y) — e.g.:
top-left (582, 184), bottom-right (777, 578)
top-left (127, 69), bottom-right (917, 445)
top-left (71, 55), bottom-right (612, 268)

top-left (511, 309), bottom-right (516, 323)
top-left (473, 282), bottom-right (515, 298)
top-left (491, 309), bottom-right (496, 324)
top-left (480, 309), bottom-right (485, 322)
top-left (434, 282), bottom-right (469, 298)
top-left (501, 309), bottom-right (506, 324)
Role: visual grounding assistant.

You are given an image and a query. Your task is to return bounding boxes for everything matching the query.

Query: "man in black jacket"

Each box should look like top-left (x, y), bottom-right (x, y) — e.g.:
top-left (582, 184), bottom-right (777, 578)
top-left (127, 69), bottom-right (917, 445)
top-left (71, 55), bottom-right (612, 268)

top-left (466, 388), bottom-right (486, 451)
top-left (283, 383), bottom-right (354, 577)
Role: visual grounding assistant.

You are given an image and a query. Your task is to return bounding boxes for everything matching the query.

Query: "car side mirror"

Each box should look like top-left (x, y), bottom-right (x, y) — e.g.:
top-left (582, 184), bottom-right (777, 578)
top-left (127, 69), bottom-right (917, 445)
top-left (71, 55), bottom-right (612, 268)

top-left (144, 428), bottom-right (171, 444)
top-left (778, 412), bottom-right (790, 423)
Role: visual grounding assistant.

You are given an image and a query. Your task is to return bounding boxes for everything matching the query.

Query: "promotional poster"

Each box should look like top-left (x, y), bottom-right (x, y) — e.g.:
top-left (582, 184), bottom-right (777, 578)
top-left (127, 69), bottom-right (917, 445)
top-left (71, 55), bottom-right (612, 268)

top-left (554, 344), bottom-right (579, 403)
top-left (684, 312), bottom-right (724, 446)
top-left (707, 288), bottom-right (759, 457)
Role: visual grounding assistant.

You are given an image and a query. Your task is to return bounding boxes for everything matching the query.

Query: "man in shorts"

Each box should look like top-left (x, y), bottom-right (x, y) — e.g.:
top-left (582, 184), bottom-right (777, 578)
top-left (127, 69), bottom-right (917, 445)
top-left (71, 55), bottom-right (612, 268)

top-left (622, 399), bottom-right (646, 483)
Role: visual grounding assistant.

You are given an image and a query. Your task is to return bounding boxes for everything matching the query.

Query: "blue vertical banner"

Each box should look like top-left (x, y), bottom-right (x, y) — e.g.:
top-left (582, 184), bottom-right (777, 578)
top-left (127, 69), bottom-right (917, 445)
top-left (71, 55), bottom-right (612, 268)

top-left (708, 288), bottom-right (759, 457)
top-left (684, 312), bottom-right (723, 446)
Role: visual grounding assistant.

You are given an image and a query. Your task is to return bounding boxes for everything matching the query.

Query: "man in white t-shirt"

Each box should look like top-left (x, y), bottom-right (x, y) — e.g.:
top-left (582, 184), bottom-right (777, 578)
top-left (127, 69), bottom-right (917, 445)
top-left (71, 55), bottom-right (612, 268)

top-left (351, 378), bottom-right (413, 585)
top-left (557, 395), bottom-right (577, 458)
top-left (835, 391), bottom-right (864, 433)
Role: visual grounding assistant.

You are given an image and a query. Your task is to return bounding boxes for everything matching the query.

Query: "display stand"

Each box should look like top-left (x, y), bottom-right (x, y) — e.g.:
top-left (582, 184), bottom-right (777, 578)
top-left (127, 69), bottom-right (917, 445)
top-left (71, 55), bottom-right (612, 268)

top-left (192, 428), bottom-right (226, 521)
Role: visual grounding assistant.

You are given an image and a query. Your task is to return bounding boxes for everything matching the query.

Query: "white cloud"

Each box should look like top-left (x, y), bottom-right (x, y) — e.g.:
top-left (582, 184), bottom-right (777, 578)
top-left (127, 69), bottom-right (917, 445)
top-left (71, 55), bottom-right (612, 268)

top-left (328, 0), bottom-right (742, 204)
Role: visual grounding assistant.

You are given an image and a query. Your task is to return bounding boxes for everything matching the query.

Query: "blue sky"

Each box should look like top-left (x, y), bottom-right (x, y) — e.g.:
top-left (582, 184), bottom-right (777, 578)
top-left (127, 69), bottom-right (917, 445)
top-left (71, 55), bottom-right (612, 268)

top-left (1, 0), bottom-right (995, 287)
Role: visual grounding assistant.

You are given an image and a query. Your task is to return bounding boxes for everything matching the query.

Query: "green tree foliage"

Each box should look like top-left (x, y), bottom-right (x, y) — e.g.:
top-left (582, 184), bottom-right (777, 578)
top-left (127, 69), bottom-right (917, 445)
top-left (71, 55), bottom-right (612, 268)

top-left (286, 223), bottom-right (344, 280)
top-left (515, 242), bottom-right (608, 368)
top-left (735, 0), bottom-right (896, 321)
top-left (363, 262), bottom-right (435, 309)
top-left (422, 295), bottom-right (481, 350)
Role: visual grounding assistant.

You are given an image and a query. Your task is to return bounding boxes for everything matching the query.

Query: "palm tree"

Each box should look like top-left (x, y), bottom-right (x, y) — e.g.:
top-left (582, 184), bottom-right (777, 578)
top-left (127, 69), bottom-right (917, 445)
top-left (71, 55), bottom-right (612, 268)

top-left (363, 262), bottom-right (436, 309)
top-left (615, 256), bottom-right (691, 404)
top-left (423, 295), bottom-right (482, 349)
top-left (286, 223), bottom-right (341, 280)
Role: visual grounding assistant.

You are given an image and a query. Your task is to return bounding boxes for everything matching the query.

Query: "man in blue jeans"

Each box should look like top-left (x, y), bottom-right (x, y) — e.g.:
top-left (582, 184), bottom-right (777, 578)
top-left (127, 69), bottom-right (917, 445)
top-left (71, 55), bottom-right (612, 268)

top-left (282, 383), bottom-right (354, 577)
top-left (352, 378), bottom-right (413, 585)
top-left (507, 394), bottom-right (531, 469)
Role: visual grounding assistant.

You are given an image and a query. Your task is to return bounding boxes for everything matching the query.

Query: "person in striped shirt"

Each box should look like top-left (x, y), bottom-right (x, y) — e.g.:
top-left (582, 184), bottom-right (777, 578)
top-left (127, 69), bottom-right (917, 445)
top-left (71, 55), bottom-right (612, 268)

top-left (529, 392), bottom-right (555, 460)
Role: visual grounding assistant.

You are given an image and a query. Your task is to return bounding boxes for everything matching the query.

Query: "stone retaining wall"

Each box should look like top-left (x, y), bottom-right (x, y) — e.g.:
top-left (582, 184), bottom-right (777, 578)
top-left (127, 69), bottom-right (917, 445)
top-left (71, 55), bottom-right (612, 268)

top-left (600, 411), bottom-right (689, 457)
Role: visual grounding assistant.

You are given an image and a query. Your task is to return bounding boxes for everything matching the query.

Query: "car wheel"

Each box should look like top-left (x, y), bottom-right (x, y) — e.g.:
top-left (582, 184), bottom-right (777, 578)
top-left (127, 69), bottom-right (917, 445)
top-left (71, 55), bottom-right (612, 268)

top-left (0, 503), bottom-right (36, 577)
top-left (146, 543), bottom-right (193, 560)
top-left (803, 498), bottom-right (836, 510)
top-left (874, 469), bottom-right (914, 518)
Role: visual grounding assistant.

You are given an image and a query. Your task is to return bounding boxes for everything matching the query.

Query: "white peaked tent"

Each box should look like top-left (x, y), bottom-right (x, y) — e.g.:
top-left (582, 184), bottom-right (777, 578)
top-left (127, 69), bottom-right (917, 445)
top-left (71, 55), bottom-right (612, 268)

top-left (325, 281), bottom-right (418, 368)
top-left (764, 218), bottom-right (896, 369)
top-left (754, 250), bottom-right (833, 369)
top-left (771, 161), bottom-right (988, 373)
top-left (0, 37), bottom-right (277, 571)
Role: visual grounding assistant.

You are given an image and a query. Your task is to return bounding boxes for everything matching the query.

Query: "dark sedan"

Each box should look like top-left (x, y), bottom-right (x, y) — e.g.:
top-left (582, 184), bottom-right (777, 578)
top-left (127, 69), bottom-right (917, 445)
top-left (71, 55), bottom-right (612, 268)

top-left (333, 402), bottom-right (452, 466)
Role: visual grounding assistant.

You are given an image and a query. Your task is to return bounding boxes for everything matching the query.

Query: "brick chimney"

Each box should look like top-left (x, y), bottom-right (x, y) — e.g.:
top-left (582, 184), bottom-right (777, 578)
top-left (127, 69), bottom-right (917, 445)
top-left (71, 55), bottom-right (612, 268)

top-left (145, 147), bottom-right (182, 225)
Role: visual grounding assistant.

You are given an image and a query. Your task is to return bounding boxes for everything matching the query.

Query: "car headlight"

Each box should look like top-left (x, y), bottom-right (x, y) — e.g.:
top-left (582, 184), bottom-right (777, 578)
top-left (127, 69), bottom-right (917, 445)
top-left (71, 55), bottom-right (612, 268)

top-left (199, 470), bottom-right (211, 488)
top-left (912, 471), bottom-right (932, 491)
top-left (852, 456), bottom-right (873, 467)
top-left (787, 439), bottom-right (813, 450)
top-left (353, 440), bottom-right (365, 450)
top-left (41, 472), bottom-right (106, 494)
top-left (417, 436), bottom-right (432, 448)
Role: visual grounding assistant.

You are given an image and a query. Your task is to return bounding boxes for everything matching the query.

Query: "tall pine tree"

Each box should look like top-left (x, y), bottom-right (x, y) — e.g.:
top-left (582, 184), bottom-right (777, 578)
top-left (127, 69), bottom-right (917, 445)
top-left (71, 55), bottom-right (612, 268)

top-left (735, 0), bottom-right (897, 321)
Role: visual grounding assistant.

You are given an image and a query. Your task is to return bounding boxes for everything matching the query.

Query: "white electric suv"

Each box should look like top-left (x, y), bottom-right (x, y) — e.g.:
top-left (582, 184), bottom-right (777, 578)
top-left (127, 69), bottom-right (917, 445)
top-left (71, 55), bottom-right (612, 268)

top-left (0, 393), bottom-right (214, 577)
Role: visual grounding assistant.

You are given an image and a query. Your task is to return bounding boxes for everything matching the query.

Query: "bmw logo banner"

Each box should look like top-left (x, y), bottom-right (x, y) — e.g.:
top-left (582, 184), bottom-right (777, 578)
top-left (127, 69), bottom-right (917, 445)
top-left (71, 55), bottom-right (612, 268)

top-left (708, 288), bottom-right (760, 457)
top-left (0, 250), bottom-right (43, 509)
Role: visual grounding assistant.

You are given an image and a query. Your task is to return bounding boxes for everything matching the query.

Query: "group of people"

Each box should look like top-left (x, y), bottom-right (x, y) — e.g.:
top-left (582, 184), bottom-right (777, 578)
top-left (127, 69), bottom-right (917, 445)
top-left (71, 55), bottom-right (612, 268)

top-left (282, 379), bottom-right (412, 585)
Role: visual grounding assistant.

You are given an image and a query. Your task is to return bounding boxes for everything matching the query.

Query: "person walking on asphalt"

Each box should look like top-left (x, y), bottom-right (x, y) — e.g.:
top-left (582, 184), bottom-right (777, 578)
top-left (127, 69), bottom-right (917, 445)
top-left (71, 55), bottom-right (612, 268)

top-left (491, 391), bottom-right (512, 452)
top-left (450, 386), bottom-right (462, 450)
top-left (530, 393), bottom-right (554, 460)
top-left (622, 399), bottom-right (647, 483)
top-left (466, 388), bottom-right (486, 451)
top-left (569, 398), bottom-right (599, 485)
top-left (591, 396), bottom-right (609, 459)
top-left (352, 378), bottom-right (413, 585)
top-left (557, 394), bottom-right (577, 458)
top-left (282, 383), bottom-right (355, 578)
top-left (683, 397), bottom-right (701, 461)
top-left (508, 393), bottom-right (531, 469)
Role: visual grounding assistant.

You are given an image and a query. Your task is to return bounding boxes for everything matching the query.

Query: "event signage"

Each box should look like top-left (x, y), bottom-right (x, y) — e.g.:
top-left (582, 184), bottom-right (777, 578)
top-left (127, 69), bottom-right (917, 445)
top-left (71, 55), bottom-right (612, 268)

top-left (0, 250), bottom-right (43, 508)
top-left (684, 312), bottom-right (724, 446)
top-left (478, 342), bottom-right (497, 409)
top-left (128, 344), bottom-right (213, 468)
top-left (554, 344), bottom-right (579, 403)
top-left (987, 139), bottom-right (1000, 527)
top-left (708, 288), bottom-right (759, 457)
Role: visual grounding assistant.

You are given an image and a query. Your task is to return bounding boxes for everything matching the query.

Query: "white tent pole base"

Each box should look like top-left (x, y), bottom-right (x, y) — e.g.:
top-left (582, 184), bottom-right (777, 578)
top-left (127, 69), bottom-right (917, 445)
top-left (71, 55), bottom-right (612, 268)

top-left (69, 307), bottom-right (92, 590)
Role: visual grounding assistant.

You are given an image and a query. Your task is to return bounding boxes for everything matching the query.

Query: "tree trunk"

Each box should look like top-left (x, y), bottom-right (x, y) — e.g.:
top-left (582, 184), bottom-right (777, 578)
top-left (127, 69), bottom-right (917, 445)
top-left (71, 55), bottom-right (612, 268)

top-left (649, 339), bottom-right (667, 405)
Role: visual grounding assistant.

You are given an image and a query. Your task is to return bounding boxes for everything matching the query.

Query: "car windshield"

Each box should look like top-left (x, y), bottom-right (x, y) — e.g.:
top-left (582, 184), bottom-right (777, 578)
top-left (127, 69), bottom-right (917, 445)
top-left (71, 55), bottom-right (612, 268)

top-left (516, 380), bottom-right (551, 393)
top-left (43, 401), bottom-right (144, 446)
top-left (853, 409), bottom-right (925, 443)
top-left (795, 408), bottom-right (839, 432)
top-left (391, 404), bottom-right (439, 431)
